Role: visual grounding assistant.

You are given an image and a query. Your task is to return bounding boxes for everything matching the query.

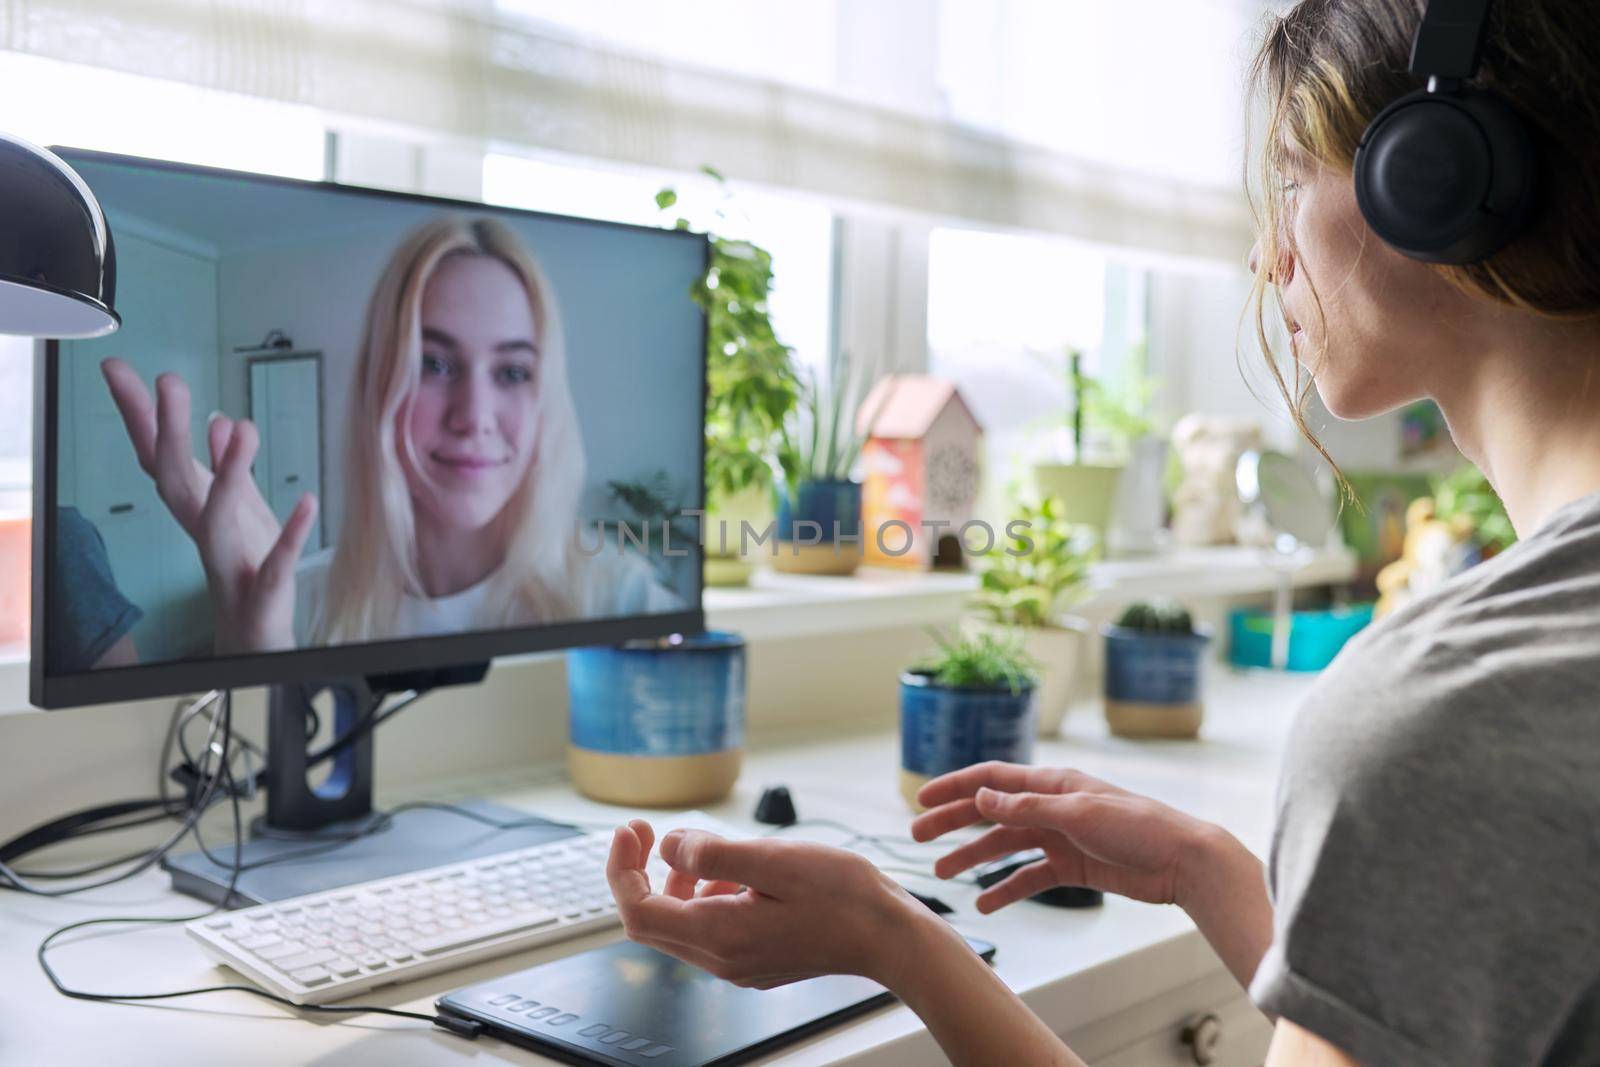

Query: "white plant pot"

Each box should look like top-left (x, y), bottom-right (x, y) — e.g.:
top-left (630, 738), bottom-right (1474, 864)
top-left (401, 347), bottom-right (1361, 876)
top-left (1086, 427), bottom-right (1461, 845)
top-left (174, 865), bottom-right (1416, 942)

top-left (965, 617), bottom-right (1086, 738)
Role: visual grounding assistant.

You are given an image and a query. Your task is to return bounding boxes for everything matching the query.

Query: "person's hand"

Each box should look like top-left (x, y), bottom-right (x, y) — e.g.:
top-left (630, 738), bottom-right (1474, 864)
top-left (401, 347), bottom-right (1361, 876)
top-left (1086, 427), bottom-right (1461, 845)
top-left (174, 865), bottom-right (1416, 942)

top-left (605, 820), bottom-right (956, 991)
top-left (101, 358), bottom-right (318, 653)
top-left (910, 761), bottom-right (1227, 914)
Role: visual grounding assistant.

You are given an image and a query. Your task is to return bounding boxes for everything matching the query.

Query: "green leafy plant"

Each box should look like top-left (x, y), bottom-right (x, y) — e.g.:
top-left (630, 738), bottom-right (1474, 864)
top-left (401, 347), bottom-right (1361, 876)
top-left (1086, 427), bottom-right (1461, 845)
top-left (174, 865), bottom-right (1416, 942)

top-left (973, 495), bottom-right (1096, 628)
top-left (776, 354), bottom-right (893, 491)
top-left (1115, 599), bottom-right (1195, 634)
top-left (657, 173), bottom-right (801, 510)
top-left (1430, 463), bottom-right (1516, 554)
top-left (607, 473), bottom-right (699, 579)
top-left (910, 629), bottom-right (1040, 693)
top-left (1027, 343), bottom-right (1161, 464)
top-left (1082, 371), bottom-right (1159, 455)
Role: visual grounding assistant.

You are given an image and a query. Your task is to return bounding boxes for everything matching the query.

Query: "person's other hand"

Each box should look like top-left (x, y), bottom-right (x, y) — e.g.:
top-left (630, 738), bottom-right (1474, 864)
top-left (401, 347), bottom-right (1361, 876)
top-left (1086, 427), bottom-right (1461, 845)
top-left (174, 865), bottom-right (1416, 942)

top-left (606, 820), bottom-right (952, 990)
top-left (101, 358), bottom-right (317, 653)
top-left (910, 761), bottom-right (1226, 914)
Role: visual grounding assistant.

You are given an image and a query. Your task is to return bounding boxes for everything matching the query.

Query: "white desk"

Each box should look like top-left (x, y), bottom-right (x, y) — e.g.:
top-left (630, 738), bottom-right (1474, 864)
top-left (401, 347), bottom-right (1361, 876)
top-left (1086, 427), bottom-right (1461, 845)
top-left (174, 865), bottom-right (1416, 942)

top-left (0, 670), bottom-right (1313, 1067)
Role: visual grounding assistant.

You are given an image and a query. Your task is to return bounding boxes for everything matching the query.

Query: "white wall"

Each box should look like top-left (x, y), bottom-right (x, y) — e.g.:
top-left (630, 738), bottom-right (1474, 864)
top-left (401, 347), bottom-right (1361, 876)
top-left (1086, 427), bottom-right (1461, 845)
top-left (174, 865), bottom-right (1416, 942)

top-left (0, 624), bottom-right (938, 850)
top-left (216, 222), bottom-right (396, 541)
top-left (1148, 267), bottom-right (1296, 450)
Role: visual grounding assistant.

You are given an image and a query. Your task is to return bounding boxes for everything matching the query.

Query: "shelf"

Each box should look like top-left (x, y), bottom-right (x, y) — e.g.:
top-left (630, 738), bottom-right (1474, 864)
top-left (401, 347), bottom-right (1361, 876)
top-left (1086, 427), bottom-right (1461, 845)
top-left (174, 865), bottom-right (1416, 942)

top-left (704, 567), bottom-right (977, 642)
top-left (704, 544), bottom-right (1358, 642)
top-left (0, 544), bottom-right (1358, 712)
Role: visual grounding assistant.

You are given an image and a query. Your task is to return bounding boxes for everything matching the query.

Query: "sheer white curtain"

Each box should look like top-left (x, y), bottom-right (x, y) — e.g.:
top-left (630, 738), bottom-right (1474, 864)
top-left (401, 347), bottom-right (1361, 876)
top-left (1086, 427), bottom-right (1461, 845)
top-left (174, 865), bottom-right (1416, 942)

top-left (2, 0), bottom-right (1260, 261)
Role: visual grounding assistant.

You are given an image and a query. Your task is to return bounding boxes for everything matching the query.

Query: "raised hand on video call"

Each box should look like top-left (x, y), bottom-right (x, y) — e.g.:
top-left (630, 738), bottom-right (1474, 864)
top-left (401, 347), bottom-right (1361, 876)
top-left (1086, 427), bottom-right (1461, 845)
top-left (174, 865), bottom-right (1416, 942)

top-left (100, 358), bottom-right (318, 654)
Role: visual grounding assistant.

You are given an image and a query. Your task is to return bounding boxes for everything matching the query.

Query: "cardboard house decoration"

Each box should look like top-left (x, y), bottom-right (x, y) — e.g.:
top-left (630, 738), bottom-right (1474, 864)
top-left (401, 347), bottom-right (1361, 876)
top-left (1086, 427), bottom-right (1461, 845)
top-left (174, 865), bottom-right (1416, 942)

top-left (857, 375), bottom-right (983, 569)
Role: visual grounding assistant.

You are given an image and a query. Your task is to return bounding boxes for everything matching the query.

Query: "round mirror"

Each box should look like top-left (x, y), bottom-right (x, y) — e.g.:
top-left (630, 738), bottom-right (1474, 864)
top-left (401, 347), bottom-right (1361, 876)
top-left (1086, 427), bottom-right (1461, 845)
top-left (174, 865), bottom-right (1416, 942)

top-left (1236, 450), bottom-right (1334, 548)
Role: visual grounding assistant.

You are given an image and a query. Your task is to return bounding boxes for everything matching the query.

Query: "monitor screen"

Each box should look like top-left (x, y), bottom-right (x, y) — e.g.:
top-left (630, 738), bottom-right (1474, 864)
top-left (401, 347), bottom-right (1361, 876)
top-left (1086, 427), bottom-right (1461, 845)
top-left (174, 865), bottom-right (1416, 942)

top-left (34, 150), bottom-right (706, 708)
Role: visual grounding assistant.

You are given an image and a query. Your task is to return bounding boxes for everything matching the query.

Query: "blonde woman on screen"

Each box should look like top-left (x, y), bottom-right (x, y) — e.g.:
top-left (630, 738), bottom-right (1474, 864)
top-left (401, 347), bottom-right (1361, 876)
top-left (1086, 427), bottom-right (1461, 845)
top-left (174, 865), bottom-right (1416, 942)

top-left (102, 215), bottom-right (680, 656)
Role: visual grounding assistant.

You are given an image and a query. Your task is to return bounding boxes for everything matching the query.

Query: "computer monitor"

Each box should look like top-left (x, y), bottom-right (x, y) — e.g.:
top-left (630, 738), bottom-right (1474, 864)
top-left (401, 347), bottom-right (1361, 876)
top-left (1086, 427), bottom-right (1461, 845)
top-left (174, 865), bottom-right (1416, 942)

top-left (30, 148), bottom-right (708, 902)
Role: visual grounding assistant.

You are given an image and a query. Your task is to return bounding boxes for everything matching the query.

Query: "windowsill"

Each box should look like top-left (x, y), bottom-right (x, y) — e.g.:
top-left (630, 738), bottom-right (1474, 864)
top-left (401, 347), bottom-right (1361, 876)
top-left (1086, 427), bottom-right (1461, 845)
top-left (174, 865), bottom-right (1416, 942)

top-left (0, 543), bottom-right (1357, 715)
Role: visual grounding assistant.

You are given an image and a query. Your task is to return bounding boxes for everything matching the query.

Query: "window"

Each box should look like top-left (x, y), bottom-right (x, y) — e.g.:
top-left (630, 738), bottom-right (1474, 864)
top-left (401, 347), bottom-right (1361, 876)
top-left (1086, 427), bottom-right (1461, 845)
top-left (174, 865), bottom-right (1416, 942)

top-left (495, 0), bottom-right (845, 98)
top-left (0, 51), bottom-right (326, 507)
top-left (936, 0), bottom-right (1254, 188)
top-left (484, 151), bottom-right (834, 376)
top-left (927, 226), bottom-right (1148, 518)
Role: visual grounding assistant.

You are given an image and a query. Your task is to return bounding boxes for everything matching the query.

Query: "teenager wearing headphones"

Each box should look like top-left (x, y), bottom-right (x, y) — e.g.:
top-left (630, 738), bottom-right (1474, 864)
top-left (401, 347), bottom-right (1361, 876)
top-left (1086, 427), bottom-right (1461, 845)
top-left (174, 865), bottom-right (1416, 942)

top-left (607, 1), bottom-right (1600, 1063)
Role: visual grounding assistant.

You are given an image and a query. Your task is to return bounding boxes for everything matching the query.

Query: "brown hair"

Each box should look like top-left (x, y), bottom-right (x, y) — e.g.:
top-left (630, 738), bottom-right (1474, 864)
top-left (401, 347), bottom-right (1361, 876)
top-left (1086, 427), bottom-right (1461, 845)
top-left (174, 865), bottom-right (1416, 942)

top-left (1246, 0), bottom-right (1600, 463)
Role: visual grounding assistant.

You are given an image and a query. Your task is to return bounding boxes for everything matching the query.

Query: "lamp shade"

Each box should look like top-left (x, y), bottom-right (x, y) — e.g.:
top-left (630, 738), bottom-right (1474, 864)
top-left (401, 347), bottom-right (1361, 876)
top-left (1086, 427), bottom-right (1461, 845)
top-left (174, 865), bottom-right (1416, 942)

top-left (0, 135), bottom-right (118, 339)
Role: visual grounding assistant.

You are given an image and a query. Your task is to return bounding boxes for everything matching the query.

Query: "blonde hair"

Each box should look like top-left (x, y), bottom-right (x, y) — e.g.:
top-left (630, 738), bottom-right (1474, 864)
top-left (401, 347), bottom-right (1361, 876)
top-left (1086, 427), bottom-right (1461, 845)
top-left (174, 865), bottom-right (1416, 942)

top-left (1246, 0), bottom-right (1600, 467)
top-left (323, 215), bottom-right (586, 642)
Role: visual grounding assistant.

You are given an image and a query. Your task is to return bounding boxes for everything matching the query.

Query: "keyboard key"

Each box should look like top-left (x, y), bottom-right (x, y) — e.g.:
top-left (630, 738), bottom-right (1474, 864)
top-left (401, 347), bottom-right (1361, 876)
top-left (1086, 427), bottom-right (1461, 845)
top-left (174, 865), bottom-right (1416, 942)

top-left (327, 958), bottom-right (362, 978)
top-left (290, 966), bottom-right (332, 987)
top-left (410, 912), bottom-right (557, 955)
top-left (271, 948), bottom-right (340, 973)
top-left (255, 940), bottom-right (307, 961)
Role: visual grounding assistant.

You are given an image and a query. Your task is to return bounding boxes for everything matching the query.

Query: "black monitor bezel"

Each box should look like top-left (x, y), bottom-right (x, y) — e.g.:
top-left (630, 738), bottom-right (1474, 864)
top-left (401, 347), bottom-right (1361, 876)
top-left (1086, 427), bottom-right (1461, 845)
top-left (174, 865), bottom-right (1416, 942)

top-left (31, 147), bottom-right (708, 710)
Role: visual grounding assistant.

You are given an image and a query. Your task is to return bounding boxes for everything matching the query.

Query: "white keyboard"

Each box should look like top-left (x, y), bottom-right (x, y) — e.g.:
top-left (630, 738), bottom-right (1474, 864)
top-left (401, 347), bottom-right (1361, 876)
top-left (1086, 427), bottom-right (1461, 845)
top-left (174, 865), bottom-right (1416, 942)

top-left (188, 830), bottom-right (649, 1005)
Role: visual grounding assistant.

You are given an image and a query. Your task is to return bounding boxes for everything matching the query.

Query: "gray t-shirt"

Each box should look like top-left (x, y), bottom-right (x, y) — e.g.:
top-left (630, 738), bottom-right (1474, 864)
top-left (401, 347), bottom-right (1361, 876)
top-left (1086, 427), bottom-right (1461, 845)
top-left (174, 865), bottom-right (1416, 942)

top-left (1250, 490), bottom-right (1600, 1066)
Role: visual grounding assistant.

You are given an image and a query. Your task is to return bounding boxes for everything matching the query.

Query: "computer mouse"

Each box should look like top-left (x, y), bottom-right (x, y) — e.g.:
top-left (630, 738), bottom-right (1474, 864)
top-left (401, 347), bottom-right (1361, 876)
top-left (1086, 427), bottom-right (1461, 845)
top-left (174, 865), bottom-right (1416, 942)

top-left (974, 850), bottom-right (1103, 909)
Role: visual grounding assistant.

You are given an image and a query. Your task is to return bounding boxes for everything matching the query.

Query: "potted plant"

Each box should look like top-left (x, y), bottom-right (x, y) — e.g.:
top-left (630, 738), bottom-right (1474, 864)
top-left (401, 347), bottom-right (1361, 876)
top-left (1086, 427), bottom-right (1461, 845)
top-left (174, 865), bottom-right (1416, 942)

top-left (1086, 360), bottom-right (1170, 557)
top-left (899, 630), bottom-right (1040, 810)
top-left (604, 472), bottom-right (700, 586)
top-left (1030, 350), bottom-right (1145, 556)
top-left (567, 631), bottom-right (747, 807)
top-left (1101, 599), bottom-right (1210, 739)
top-left (771, 356), bottom-right (891, 576)
top-left (967, 494), bottom-right (1095, 737)
top-left (658, 176), bottom-right (801, 587)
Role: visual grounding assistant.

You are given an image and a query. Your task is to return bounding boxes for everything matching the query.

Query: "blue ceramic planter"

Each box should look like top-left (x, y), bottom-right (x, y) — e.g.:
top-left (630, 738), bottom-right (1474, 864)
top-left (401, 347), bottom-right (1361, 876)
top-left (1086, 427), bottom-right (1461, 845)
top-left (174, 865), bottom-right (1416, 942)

top-left (776, 479), bottom-right (861, 543)
top-left (567, 631), bottom-right (746, 757)
top-left (567, 631), bottom-right (747, 806)
top-left (899, 672), bottom-right (1035, 806)
top-left (1102, 625), bottom-right (1210, 705)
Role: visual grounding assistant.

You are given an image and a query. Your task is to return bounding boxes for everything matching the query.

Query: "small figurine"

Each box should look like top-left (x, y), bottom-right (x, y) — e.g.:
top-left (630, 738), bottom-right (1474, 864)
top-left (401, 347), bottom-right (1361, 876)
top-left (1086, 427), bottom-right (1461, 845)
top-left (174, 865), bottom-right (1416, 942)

top-left (1170, 414), bottom-right (1263, 546)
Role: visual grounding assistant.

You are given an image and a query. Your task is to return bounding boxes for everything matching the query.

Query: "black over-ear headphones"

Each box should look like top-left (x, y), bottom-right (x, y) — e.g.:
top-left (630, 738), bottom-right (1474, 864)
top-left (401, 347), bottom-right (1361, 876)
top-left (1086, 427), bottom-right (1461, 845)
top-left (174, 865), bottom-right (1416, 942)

top-left (1352, 0), bottom-right (1537, 265)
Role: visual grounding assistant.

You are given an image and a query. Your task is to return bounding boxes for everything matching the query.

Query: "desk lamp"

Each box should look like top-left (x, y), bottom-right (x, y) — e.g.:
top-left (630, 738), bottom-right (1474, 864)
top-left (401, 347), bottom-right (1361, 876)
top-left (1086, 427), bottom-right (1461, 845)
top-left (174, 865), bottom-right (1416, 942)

top-left (0, 133), bottom-right (118, 338)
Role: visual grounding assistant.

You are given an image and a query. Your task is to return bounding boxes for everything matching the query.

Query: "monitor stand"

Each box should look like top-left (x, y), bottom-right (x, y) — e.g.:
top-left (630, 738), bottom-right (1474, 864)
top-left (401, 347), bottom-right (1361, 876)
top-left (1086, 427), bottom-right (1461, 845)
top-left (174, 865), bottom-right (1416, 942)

top-left (161, 665), bottom-right (581, 907)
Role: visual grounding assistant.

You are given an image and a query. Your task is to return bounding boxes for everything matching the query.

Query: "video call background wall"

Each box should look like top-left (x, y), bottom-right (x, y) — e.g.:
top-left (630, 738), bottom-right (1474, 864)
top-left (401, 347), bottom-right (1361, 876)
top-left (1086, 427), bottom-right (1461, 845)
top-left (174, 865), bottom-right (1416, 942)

top-left (57, 159), bottom-right (705, 664)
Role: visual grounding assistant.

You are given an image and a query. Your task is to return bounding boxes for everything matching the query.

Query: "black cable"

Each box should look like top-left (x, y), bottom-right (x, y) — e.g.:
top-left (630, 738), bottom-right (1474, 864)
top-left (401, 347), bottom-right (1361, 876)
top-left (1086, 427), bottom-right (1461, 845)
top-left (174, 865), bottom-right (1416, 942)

top-left (0, 705), bottom-right (233, 897)
top-left (0, 798), bottom-right (188, 865)
top-left (0, 688), bottom-right (424, 878)
top-left (11, 809), bottom-right (195, 879)
top-left (32, 691), bottom-right (483, 1041)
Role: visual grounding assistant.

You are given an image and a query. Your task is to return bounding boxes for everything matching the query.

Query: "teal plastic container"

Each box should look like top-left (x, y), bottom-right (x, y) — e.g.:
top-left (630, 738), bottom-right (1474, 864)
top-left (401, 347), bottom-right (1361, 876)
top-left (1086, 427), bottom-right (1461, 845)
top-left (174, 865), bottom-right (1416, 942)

top-left (1228, 604), bottom-right (1374, 672)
